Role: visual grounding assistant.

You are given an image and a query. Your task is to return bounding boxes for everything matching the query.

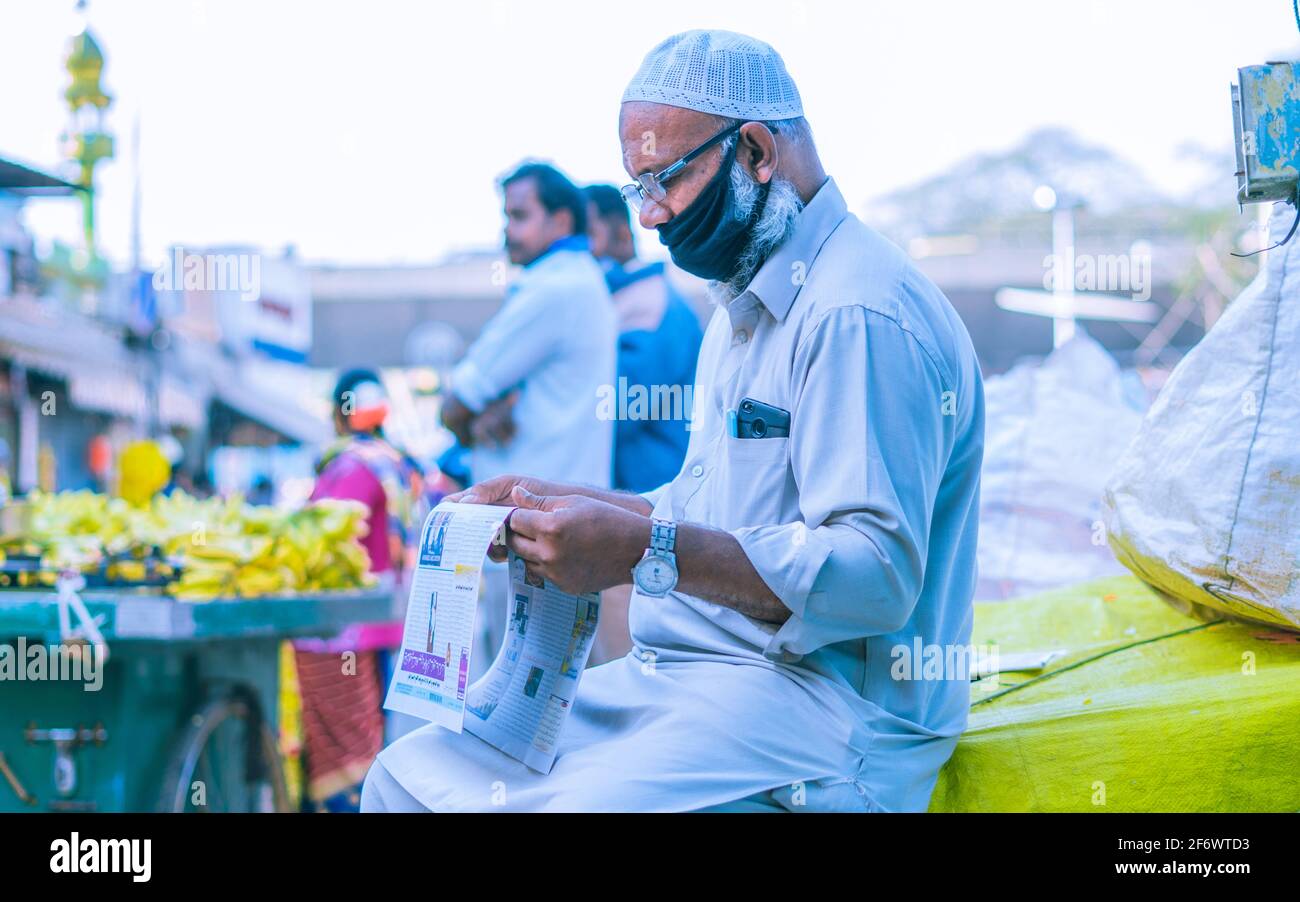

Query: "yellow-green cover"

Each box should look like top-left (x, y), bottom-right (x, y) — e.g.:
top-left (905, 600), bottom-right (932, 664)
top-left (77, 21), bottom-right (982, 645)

top-left (929, 576), bottom-right (1300, 812)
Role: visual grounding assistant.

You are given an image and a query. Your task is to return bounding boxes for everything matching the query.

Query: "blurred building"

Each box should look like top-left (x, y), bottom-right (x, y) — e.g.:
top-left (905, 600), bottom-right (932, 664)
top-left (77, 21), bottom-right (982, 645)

top-left (309, 252), bottom-right (504, 370)
top-left (865, 127), bottom-right (1252, 373)
top-left (0, 166), bottom-right (330, 496)
top-left (907, 231), bottom-right (1205, 373)
top-left (0, 156), bottom-right (206, 493)
top-left (0, 10), bottom-right (333, 500)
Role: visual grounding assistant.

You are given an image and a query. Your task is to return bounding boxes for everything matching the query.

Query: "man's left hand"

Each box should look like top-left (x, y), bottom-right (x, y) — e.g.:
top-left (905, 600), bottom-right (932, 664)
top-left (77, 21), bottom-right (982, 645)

top-left (505, 487), bottom-right (648, 595)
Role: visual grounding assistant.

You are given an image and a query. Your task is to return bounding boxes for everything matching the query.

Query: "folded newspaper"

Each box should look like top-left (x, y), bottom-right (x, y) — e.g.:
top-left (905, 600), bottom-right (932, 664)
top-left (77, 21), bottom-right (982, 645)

top-left (383, 502), bottom-right (601, 773)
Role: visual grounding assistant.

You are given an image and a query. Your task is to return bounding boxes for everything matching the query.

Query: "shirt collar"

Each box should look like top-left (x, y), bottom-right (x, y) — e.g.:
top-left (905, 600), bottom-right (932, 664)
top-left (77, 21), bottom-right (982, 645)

top-left (743, 176), bottom-right (848, 322)
top-left (603, 258), bottom-right (664, 293)
top-left (526, 234), bottom-right (589, 269)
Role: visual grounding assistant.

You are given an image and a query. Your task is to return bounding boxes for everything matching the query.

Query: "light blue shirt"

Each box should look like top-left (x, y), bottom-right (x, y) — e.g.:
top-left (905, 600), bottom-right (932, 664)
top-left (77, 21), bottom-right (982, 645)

top-left (379, 178), bottom-right (984, 812)
top-left (451, 238), bottom-right (616, 488)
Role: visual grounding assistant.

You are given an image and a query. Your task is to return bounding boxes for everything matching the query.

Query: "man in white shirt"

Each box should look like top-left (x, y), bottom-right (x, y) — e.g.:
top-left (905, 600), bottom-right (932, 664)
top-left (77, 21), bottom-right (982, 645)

top-left (440, 162), bottom-right (616, 490)
top-left (367, 30), bottom-right (983, 813)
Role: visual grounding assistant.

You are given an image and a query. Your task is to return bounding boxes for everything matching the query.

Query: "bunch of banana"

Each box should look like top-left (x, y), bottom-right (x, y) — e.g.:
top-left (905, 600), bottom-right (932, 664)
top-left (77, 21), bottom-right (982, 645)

top-left (171, 533), bottom-right (276, 600)
top-left (4, 488), bottom-right (377, 600)
top-left (1, 492), bottom-right (105, 570)
top-left (279, 499), bottom-right (375, 593)
top-left (168, 499), bottom-right (374, 600)
top-left (40, 535), bottom-right (107, 571)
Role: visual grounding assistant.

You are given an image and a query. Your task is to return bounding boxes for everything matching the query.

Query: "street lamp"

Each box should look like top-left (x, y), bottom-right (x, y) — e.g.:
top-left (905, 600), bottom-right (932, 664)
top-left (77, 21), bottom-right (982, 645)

top-left (1034, 184), bottom-right (1080, 348)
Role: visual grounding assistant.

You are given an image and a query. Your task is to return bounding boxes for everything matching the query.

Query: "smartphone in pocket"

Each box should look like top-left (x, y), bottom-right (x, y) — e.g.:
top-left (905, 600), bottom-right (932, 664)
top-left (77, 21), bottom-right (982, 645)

top-left (734, 397), bottom-right (790, 438)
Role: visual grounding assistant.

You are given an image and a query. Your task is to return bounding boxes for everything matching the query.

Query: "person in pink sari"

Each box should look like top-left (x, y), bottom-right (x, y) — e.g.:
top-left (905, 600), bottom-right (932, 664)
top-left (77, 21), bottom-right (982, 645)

top-left (291, 369), bottom-right (438, 811)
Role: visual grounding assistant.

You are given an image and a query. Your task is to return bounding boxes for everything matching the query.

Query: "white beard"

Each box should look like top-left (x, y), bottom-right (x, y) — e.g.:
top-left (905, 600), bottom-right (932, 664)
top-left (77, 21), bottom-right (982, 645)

top-left (708, 163), bottom-right (805, 304)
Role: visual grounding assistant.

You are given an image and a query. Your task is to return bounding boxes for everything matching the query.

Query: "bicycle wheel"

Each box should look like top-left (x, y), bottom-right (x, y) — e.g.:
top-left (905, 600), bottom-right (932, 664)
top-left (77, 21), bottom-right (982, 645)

top-left (158, 692), bottom-right (290, 813)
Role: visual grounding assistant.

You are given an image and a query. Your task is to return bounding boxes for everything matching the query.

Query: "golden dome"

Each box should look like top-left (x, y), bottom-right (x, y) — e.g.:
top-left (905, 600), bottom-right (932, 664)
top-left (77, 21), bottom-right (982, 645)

top-left (65, 28), bottom-right (111, 109)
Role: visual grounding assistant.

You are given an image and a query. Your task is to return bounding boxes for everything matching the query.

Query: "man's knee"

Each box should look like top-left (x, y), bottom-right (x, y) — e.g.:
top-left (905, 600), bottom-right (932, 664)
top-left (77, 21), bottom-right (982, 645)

top-left (360, 760), bottom-right (427, 813)
top-left (359, 761), bottom-right (386, 812)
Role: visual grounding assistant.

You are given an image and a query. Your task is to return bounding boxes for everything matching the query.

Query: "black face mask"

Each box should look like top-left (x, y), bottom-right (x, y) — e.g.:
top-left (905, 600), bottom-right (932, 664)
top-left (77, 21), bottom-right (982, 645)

top-left (656, 140), bottom-right (770, 282)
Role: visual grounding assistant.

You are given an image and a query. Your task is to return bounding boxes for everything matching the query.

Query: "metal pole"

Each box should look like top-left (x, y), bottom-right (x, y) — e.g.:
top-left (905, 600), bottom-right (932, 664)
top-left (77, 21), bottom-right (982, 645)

top-left (12, 365), bottom-right (38, 493)
top-left (1051, 204), bottom-right (1076, 348)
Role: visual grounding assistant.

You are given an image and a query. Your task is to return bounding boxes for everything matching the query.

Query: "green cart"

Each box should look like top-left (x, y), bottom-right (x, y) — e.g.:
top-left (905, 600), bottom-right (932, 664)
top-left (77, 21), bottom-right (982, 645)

top-left (0, 585), bottom-right (392, 812)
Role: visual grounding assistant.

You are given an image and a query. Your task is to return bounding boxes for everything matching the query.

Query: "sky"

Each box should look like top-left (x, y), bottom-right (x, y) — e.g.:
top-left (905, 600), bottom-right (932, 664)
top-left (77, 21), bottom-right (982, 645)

top-left (2, 0), bottom-right (1297, 268)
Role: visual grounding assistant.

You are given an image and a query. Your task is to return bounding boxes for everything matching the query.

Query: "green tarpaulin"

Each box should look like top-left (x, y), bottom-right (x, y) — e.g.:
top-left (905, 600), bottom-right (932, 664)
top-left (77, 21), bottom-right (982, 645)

top-left (929, 576), bottom-right (1300, 812)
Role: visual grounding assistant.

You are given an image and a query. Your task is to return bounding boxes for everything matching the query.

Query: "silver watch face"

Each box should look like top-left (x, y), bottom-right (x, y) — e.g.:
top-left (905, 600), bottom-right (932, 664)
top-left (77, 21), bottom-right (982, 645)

top-left (634, 554), bottom-right (678, 595)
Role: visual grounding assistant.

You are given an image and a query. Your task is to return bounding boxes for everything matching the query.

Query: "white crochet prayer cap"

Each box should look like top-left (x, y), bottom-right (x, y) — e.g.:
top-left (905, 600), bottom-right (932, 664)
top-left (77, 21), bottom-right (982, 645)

top-left (622, 30), bottom-right (803, 121)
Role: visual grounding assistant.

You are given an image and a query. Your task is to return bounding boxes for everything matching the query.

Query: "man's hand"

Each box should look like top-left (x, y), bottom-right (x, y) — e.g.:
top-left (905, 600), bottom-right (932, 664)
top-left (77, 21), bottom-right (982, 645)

top-left (447, 475), bottom-right (654, 567)
top-left (461, 483), bottom-right (787, 624)
top-left (446, 474), bottom-right (575, 507)
top-left (439, 394), bottom-right (476, 446)
top-left (504, 487), bottom-right (648, 595)
top-left (469, 392), bottom-right (519, 449)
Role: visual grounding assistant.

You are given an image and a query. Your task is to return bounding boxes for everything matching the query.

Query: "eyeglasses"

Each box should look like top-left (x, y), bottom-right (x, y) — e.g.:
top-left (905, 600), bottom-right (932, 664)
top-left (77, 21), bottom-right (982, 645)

top-left (620, 122), bottom-right (745, 212)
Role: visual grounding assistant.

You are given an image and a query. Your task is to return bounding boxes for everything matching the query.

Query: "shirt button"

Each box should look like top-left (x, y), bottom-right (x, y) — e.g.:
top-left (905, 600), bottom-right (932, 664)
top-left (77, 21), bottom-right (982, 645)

top-left (690, 464), bottom-right (704, 477)
top-left (733, 330), bottom-right (749, 345)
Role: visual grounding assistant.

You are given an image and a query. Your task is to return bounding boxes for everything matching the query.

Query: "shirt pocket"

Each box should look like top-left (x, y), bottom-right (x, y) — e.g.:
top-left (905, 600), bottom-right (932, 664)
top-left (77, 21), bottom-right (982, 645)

top-left (700, 434), bottom-right (794, 530)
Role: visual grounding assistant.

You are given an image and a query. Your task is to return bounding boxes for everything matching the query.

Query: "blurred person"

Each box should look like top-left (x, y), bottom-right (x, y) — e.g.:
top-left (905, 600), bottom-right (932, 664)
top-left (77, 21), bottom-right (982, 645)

top-left (432, 391), bottom-right (520, 491)
top-left (366, 30), bottom-right (984, 813)
top-left (585, 184), bottom-right (702, 493)
top-left (439, 162), bottom-right (615, 490)
top-left (291, 368), bottom-right (434, 812)
top-left (440, 162), bottom-right (616, 676)
top-left (585, 183), bottom-right (704, 663)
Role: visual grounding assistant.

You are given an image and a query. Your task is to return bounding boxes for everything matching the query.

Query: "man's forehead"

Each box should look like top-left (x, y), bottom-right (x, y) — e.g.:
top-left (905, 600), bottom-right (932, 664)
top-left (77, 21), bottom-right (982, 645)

top-left (619, 101), bottom-right (720, 172)
top-left (503, 177), bottom-right (538, 205)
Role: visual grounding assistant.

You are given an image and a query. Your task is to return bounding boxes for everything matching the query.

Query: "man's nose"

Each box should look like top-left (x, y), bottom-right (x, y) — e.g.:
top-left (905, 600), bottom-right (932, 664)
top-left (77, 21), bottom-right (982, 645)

top-left (638, 198), bottom-right (671, 230)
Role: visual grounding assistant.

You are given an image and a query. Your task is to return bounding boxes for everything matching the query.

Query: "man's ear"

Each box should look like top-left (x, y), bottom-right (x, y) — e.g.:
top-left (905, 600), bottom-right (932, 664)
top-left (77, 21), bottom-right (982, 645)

top-left (551, 207), bottom-right (576, 238)
top-left (739, 121), bottom-right (779, 185)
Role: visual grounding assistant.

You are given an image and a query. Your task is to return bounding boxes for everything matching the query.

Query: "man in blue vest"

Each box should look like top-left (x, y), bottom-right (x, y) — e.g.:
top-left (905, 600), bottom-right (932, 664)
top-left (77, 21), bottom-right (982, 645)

top-left (585, 184), bottom-right (703, 494)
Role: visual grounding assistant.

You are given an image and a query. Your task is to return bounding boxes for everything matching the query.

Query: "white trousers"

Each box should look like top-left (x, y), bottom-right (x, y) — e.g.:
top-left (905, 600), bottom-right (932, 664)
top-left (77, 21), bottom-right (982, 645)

top-left (359, 758), bottom-right (786, 813)
top-left (361, 759), bottom-right (430, 813)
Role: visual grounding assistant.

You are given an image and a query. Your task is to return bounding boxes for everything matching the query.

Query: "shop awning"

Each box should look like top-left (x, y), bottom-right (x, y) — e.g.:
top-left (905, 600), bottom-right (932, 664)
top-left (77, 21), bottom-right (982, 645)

top-left (211, 378), bottom-right (330, 446)
top-left (0, 157), bottom-right (82, 195)
top-left (0, 298), bottom-right (205, 429)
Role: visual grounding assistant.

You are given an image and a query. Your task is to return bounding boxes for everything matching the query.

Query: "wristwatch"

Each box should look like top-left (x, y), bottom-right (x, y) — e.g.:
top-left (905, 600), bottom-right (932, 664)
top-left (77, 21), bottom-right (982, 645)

top-left (632, 518), bottom-right (678, 597)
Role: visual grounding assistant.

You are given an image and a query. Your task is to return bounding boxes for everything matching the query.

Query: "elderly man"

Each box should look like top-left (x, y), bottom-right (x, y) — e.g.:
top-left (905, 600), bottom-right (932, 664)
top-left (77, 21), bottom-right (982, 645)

top-left (364, 29), bottom-right (984, 813)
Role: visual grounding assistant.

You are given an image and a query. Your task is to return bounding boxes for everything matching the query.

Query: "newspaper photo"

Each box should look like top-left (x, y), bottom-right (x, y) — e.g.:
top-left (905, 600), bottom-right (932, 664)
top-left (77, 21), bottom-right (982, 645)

top-left (383, 501), bottom-right (601, 773)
